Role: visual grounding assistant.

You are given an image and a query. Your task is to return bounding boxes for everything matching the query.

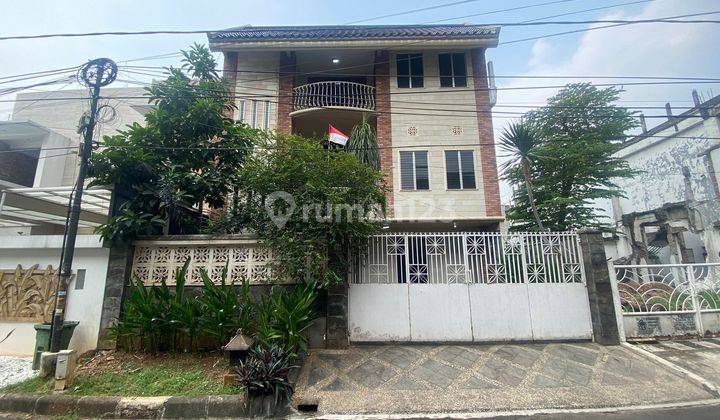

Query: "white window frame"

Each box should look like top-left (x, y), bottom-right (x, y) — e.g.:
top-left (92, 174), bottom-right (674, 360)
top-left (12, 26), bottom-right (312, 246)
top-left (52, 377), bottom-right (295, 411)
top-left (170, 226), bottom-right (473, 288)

top-left (396, 53), bottom-right (424, 89)
top-left (444, 150), bottom-right (476, 190)
top-left (400, 150), bottom-right (430, 191)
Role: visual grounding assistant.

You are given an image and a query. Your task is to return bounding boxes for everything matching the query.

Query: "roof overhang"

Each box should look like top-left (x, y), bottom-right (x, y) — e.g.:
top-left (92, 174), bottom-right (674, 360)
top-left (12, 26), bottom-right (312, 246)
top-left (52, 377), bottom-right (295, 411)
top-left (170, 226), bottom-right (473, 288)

top-left (0, 186), bottom-right (111, 228)
top-left (210, 38), bottom-right (499, 52)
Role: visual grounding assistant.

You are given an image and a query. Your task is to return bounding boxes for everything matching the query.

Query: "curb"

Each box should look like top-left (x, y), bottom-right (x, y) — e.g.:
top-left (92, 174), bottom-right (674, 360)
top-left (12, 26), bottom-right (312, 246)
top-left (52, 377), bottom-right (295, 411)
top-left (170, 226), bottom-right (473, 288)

top-left (621, 342), bottom-right (720, 397)
top-left (0, 392), bottom-right (247, 418)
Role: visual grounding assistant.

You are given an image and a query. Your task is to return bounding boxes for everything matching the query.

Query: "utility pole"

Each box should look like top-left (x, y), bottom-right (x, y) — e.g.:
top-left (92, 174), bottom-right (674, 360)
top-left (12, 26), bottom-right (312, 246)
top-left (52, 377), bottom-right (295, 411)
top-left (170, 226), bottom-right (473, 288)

top-left (50, 58), bottom-right (117, 352)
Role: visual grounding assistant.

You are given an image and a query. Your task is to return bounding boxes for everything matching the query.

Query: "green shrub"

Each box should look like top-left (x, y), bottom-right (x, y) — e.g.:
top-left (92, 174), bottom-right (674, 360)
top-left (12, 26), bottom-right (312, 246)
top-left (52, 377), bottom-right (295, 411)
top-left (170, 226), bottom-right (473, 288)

top-left (233, 344), bottom-right (297, 404)
top-left (199, 267), bottom-right (253, 344)
top-left (254, 283), bottom-right (317, 353)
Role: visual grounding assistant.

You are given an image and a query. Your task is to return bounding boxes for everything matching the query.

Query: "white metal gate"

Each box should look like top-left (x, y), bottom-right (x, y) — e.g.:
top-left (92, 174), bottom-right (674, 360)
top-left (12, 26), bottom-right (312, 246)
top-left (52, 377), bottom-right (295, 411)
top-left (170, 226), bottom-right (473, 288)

top-left (348, 232), bottom-right (593, 342)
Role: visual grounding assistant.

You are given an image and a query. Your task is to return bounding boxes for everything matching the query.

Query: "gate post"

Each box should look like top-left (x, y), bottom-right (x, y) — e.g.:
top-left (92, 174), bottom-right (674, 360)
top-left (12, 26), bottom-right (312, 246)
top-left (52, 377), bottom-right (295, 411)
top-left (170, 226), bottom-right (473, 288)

top-left (97, 243), bottom-right (134, 349)
top-left (577, 229), bottom-right (621, 345)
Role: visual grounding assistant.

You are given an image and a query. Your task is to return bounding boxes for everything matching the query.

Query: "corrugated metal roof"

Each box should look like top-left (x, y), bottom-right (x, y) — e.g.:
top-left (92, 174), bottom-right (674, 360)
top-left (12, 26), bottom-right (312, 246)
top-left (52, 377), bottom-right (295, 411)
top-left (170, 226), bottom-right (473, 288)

top-left (208, 25), bottom-right (499, 42)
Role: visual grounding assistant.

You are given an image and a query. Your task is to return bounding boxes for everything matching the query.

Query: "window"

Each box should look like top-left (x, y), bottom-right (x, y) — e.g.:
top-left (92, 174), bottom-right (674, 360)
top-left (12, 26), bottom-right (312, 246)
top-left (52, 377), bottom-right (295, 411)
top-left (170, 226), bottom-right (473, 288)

top-left (400, 151), bottom-right (429, 190)
top-left (237, 100), bottom-right (245, 123)
top-left (251, 100), bottom-right (258, 128)
top-left (439, 53), bottom-right (467, 88)
top-left (445, 150), bottom-right (476, 189)
top-left (263, 100), bottom-right (270, 130)
top-left (396, 53), bottom-right (424, 88)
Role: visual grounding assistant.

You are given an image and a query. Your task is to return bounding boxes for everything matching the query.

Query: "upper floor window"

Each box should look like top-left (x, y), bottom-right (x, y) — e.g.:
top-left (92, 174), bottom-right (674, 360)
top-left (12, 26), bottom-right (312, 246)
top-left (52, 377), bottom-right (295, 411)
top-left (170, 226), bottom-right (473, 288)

top-left (439, 53), bottom-right (467, 88)
top-left (397, 53), bottom-right (424, 88)
top-left (445, 150), bottom-right (476, 189)
top-left (400, 151), bottom-right (429, 190)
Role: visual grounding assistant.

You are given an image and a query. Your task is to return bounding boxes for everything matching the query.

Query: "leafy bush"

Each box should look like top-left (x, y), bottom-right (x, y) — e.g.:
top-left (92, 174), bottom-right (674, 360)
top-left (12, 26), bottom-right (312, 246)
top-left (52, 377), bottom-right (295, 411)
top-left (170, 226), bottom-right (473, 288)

top-left (254, 283), bottom-right (317, 353)
top-left (113, 260), bottom-right (317, 354)
top-left (233, 344), bottom-right (297, 403)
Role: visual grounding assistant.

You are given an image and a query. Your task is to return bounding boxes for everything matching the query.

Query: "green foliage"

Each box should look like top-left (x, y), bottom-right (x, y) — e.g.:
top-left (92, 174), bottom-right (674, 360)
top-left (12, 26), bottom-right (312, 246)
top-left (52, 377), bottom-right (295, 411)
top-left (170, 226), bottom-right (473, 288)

top-left (90, 44), bottom-right (260, 243)
top-left (113, 261), bottom-right (316, 353)
top-left (254, 283), bottom-right (318, 353)
top-left (199, 267), bottom-right (253, 343)
top-left (233, 344), bottom-right (297, 403)
top-left (236, 134), bottom-right (386, 286)
top-left (347, 114), bottom-right (380, 170)
top-left (498, 121), bottom-right (545, 230)
top-left (504, 83), bottom-right (639, 231)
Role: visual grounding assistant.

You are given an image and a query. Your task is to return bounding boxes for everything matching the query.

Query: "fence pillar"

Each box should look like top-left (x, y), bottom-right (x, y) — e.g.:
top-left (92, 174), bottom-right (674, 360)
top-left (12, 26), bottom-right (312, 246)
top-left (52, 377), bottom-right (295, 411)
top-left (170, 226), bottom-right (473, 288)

top-left (578, 229), bottom-right (621, 345)
top-left (326, 282), bottom-right (349, 349)
top-left (96, 243), bottom-right (133, 349)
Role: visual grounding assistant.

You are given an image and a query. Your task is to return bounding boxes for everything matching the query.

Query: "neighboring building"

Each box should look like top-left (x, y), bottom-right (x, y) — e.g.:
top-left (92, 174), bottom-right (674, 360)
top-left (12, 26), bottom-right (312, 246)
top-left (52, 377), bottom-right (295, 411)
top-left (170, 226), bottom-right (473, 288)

top-left (604, 91), bottom-right (720, 264)
top-left (208, 24), bottom-right (503, 231)
top-left (0, 88), bottom-right (147, 356)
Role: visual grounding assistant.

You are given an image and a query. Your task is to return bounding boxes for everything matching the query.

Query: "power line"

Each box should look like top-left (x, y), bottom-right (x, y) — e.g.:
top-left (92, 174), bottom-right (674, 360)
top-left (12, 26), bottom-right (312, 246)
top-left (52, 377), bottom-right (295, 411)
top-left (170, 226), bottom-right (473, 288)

top-left (521, 0), bottom-right (653, 23)
top-left (351, 0), bottom-right (580, 25)
top-left (1, 16), bottom-right (719, 42)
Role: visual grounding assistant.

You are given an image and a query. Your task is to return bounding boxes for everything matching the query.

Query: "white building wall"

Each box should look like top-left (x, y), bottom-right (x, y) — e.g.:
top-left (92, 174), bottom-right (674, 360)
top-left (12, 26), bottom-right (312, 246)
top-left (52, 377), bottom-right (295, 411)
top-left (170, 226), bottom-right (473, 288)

top-left (12, 88), bottom-right (148, 186)
top-left (233, 52), bottom-right (279, 131)
top-left (388, 50), bottom-right (487, 221)
top-left (0, 235), bottom-right (109, 356)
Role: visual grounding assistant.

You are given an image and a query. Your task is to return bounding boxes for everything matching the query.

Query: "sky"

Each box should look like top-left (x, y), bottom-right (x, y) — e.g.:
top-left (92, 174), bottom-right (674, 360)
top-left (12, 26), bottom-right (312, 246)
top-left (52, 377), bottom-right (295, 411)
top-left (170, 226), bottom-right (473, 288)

top-left (1, 0), bottom-right (719, 202)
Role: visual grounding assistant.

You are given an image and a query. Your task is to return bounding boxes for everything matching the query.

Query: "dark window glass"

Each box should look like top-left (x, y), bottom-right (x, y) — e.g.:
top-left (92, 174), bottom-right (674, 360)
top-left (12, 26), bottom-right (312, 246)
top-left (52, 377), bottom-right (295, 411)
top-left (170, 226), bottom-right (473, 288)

top-left (410, 53), bottom-right (424, 88)
top-left (400, 151), bottom-right (415, 190)
top-left (460, 150), bottom-right (476, 188)
top-left (415, 151), bottom-right (429, 190)
top-left (439, 53), bottom-right (453, 87)
top-left (445, 150), bottom-right (476, 189)
top-left (397, 53), bottom-right (423, 88)
top-left (445, 151), bottom-right (461, 189)
top-left (452, 53), bottom-right (467, 87)
top-left (438, 52), bottom-right (467, 88)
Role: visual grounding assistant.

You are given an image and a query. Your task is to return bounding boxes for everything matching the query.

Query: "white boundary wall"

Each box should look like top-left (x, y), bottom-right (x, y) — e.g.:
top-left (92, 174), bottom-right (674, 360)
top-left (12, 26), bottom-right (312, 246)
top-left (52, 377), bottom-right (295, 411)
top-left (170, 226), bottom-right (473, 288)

top-left (349, 283), bottom-right (592, 342)
top-left (0, 235), bottom-right (109, 356)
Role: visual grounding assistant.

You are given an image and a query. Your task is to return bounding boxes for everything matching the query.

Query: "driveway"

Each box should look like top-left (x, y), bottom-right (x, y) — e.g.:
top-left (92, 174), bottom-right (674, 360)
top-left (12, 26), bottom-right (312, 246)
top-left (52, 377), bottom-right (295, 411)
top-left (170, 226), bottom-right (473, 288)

top-left (293, 343), bottom-right (713, 415)
top-left (632, 338), bottom-right (720, 388)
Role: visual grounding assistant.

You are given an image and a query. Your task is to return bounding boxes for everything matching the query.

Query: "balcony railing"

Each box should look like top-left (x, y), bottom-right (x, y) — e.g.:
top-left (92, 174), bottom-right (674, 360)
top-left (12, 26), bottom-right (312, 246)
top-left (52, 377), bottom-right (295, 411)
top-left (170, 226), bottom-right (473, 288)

top-left (293, 81), bottom-right (375, 113)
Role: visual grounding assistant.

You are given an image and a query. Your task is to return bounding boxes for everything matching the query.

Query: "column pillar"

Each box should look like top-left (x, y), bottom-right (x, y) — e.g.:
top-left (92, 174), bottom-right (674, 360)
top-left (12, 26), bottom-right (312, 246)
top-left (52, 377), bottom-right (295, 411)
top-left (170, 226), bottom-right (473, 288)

top-left (471, 48), bottom-right (502, 218)
top-left (96, 243), bottom-right (133, 349)
top-left (276, 51), bottom-right (296, 135)
top-left (374, 50), bottom-right (394, 216)
top-left (222, 51), bottom-right (238, 119)
top-left (578, 229), bottom-right (622, 345)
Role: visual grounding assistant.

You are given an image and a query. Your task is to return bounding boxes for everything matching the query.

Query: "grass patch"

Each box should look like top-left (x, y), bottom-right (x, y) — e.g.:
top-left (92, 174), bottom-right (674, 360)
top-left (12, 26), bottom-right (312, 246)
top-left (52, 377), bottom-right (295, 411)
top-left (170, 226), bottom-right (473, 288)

top-left (1, 351), bottom-right (241, 397)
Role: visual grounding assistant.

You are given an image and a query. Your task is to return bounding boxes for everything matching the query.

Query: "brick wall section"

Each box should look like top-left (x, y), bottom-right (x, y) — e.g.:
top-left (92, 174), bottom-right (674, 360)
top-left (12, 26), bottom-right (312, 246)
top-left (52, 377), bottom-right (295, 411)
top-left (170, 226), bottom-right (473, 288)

top-left (471, 48), bottom-right (502, 218)
top-left (374, 50), bottom-right (394, 216)
top-left (222, 52), bottom-right (238, 119)
top-left (276, 52), bottom-right (296, 135)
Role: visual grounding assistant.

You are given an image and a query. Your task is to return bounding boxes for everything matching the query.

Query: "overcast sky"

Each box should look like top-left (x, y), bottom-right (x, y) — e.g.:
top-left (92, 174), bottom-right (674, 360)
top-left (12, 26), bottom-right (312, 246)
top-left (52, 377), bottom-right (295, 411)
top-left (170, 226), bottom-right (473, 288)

top-left (1, 0), bottom-right (719, 201)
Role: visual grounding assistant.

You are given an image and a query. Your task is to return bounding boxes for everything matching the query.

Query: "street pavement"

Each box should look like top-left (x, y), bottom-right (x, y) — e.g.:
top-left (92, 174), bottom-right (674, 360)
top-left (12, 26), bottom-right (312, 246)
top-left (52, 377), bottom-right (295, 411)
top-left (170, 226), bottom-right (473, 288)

top-left (293, 343), bottom-right (713, 415)
top-left (632, 338), bottom-right (720, 388)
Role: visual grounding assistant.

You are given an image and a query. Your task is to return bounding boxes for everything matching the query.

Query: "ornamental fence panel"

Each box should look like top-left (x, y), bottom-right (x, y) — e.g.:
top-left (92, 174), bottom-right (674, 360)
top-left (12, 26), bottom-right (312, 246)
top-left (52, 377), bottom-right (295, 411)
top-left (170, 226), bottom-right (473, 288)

top-left (352, 232), bottom-right (585, 285)
top-left (613, 263), bottom-right (720, 337)
top-left (130, 238), bottom-right (281, 286)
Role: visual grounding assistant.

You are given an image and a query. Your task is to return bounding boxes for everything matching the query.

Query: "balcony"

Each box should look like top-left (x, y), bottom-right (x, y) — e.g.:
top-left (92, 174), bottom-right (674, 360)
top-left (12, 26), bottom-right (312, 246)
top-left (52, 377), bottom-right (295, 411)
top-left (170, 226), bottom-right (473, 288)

top-left (292, 81), bottom-right (375, 115)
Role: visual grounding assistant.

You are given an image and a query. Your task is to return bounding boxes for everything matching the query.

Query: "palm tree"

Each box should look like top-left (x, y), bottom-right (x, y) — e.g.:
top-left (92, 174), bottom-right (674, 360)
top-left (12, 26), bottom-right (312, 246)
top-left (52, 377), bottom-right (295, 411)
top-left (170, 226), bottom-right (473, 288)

top-left (499, 121), bottom-right (545, 230)
top-left (347, 113), bottom-right (380, 171)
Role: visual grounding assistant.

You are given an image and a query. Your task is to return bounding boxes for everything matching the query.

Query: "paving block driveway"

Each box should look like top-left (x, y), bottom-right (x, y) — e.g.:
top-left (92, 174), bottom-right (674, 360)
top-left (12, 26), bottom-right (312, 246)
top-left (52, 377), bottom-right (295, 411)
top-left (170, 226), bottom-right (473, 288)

top-left (293, 343), bottom-right (713, 415)
top-left (633, 338), bottom-right (720, 388)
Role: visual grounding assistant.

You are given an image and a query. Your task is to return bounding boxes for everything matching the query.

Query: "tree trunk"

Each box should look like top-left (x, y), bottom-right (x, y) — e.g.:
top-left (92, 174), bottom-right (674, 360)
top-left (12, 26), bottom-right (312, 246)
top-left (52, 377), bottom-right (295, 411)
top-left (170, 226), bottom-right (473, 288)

top-left (522, 160), bottom-right (544, 230)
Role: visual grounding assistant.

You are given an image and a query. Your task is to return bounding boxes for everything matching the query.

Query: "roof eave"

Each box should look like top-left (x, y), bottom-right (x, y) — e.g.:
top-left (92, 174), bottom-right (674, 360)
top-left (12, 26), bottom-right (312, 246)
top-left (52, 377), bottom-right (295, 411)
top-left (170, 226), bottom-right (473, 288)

top-left (208, 37), bottom-right (499, 52)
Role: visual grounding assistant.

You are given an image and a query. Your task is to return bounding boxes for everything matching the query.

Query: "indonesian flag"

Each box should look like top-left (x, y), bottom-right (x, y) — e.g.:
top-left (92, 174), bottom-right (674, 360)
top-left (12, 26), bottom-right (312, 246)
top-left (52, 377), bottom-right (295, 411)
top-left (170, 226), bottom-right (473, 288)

top-left (328, 124), bottom-right (349, 146)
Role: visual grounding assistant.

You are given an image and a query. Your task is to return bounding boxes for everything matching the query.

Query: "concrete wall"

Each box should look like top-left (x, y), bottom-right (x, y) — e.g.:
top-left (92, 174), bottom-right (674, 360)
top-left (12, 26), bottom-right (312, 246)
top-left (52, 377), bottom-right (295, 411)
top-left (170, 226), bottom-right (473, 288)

top-left (0, 235), bottom-right (110, 356)
top-left (12, 88), bottom-right (148, 186)
top-left (388, 50), bottom-right (490, 221)
top-left (231, 52), bottom-right (279, 131)
top-left (348, 282), bottom-right (593, 342)
top-left (623, 311), bottom-right (720, 339)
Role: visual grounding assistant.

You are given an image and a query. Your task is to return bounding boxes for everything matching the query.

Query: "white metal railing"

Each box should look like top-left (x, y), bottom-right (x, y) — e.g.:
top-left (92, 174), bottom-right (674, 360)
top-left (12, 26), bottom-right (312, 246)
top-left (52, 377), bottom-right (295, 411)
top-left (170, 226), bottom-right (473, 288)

top-left (614, 263), bottom-right (720, 314)
top-left (293, 81), bottom-right (375, 112)
top-left (352, 232), bottom-right (585, 285)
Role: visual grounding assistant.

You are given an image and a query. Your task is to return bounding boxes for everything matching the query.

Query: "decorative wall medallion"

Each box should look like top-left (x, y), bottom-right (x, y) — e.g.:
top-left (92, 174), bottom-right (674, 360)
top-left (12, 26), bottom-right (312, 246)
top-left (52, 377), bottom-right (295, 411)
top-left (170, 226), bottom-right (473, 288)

top-left (451, 126), bottom-right (463, 136)
top-left (407, 126), bottom-right (419, 136)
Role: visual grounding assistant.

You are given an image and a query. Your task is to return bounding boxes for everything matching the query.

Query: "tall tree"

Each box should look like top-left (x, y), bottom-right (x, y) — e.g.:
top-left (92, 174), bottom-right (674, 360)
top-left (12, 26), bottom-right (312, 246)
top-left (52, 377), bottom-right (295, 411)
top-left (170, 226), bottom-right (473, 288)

top-left (505, 83), bottom-right (638, 231)
top-left (90, 44), bottom-right (258, 242)
top-left (499, 121), bottom-right (544, 230)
